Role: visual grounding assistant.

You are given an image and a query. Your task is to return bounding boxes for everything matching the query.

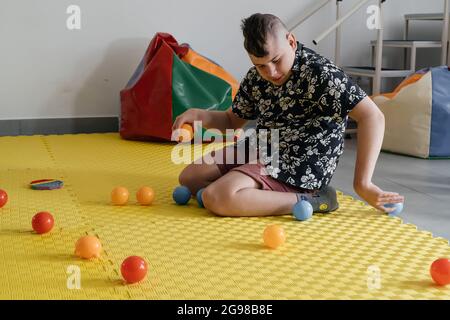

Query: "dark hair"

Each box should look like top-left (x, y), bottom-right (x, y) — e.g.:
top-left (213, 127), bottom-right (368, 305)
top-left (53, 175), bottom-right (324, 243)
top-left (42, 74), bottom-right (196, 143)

top-left (241, 13), bottom-right (288, 57)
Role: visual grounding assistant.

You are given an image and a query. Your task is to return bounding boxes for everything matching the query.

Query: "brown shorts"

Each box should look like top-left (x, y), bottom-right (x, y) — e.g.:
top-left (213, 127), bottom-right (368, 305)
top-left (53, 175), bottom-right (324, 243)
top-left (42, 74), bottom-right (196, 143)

top-left (212, 141), bottom-right (310, 193)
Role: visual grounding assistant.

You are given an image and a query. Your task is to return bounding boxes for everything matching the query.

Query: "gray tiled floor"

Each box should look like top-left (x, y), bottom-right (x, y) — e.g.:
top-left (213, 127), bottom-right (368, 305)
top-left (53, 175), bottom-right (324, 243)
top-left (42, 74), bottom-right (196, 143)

top-left (331, 137), bottom-right (450, 241)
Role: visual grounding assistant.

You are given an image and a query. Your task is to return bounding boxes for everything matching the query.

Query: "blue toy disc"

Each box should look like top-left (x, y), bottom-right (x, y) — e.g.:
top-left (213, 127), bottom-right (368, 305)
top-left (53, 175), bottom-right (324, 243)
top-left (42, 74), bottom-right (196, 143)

top-left (30, 179), bottom-right (64, 190)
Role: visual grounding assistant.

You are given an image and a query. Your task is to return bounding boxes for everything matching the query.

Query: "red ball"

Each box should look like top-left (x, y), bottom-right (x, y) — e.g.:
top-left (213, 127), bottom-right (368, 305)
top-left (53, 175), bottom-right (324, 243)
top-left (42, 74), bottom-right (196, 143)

top-left (430, 258), bottom-right (450, 286)
top-left (32, 212), bottom-right (54, 234)
top-left (0, 189), bottom-right (8, 208)
top-left (121, 256), bottom-right (148, 284)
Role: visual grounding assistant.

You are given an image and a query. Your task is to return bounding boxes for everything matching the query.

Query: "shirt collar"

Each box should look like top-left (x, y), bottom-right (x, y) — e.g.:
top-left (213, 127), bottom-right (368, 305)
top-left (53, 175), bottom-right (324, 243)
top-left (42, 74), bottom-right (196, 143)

top-left (291, 42), bottom-right (303, 72)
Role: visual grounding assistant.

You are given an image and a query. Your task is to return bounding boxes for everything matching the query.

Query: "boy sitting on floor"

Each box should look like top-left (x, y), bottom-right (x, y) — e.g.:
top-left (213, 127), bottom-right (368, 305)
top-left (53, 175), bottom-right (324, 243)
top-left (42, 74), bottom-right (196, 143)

top-left (172, 13), bottom-right (404, 217)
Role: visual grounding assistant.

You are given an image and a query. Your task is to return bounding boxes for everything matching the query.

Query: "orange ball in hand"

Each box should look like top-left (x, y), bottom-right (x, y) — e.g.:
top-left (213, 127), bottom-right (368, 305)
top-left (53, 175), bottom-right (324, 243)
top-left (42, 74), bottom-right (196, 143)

top-left (178, 124), bottom-right (194, 142)
top-left (75, 235), bottom-right (102, 259)
top-left (263, 224), bottom-right (286, 249)
top-left (136, 186), bottom-right (155, 205)
top-left (111, 187), bottom-right (129, 205)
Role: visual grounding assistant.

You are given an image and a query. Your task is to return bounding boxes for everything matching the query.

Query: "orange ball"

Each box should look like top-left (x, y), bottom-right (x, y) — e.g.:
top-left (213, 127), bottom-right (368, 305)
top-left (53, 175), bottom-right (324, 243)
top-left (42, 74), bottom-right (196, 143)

top-left (178, 124), bottom-right (194, 142)
top-left (75, 235), bottom-right (102, 259)
top-left (111, 187), bottom-right (129, 205)
top-left (232, 128), bottom-right (245, 143)
top-left (263, 224), bottom-right (286, 249)
top-left (430, 258), bottom-right (450, 286)
top-left (136, 186), bottom-right (155, 205)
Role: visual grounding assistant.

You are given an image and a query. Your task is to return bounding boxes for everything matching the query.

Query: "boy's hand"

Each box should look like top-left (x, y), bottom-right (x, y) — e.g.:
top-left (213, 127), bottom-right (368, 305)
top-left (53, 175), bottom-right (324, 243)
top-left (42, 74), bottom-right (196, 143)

top-left (355, 182), bottom-right (404, 213)
top-left (172, 109), bottom-right (204, 131)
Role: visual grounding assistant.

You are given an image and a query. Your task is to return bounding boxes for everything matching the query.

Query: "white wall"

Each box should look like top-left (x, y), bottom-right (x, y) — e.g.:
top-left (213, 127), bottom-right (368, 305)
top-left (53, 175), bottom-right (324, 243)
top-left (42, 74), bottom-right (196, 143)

top-left (0, 0), bottom-right (446, 120)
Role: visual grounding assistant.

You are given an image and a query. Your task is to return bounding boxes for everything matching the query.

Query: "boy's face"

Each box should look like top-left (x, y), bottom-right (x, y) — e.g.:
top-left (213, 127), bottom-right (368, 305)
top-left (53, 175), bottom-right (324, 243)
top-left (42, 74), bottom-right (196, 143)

top-left (249, 32), bottom-right (297, 86)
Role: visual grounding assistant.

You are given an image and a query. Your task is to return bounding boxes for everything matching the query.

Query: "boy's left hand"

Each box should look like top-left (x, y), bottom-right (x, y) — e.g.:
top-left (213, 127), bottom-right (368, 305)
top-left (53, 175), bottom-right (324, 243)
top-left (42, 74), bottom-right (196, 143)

top-left (355, 182), bottom-right (405, 213)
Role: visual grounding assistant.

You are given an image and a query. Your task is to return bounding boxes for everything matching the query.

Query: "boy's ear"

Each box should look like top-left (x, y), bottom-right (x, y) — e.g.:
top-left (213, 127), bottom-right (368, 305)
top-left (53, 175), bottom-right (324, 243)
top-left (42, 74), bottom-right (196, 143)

top-left (287, 32), bottom-right (297, 49)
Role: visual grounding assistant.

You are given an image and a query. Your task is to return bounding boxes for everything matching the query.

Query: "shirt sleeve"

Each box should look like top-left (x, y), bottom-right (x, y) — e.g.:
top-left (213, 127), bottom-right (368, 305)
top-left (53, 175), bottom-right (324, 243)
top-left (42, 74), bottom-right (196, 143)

top-left (231, 69), bottom-right (258, 120)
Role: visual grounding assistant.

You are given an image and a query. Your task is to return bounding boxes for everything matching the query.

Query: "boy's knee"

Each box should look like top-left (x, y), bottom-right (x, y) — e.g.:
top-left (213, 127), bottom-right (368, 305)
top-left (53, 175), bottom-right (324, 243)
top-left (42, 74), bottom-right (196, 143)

top-left (202, 185), bottom-right (238, 217)
top-left (202, 186), bottom-right (221, 214)
top-left (178, 166), bottom-right (192, 186)
top-left (178, 165), bottom-right (198, 194)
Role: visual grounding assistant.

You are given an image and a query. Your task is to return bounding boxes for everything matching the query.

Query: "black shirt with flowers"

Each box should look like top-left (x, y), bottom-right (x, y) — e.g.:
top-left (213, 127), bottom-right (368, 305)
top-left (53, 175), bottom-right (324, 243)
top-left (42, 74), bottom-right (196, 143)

top-left (232, 42), bottom-right (367, 190)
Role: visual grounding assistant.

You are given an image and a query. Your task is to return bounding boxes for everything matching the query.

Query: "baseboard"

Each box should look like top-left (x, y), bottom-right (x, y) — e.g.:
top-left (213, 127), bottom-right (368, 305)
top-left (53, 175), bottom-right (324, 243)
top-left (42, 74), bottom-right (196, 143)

top-left (0, 117), bottom-right (119, 136)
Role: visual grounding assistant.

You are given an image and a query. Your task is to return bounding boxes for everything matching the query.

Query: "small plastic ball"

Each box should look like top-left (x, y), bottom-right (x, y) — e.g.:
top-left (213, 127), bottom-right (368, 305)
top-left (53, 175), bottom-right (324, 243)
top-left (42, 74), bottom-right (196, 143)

top-left (231, 128), bottom-right (244, 143)
top-left (384, 202), bottom-right (404, 216)
top-left (178, 124), bottom-right (194, 143)
top-left (75, 236), bottom-right (102, 259)
top-left (196, 188), bottom-right (205, 208)
top-left (173, 186), bottom-right (191, 205)
top-left (32, 212), bottom-right (54, 234)
top-left (136, 186), bottom-right (155, 205)
top-left (111, 187), bottom-right (129, 206)
top-left (430, 258), bottom-right (450, 286)
top-left (0, 189), bottom-right (8, 208)
top-left (121, 256), bottom-right (148, 284)
top-left (263, 225), bottom-right (286, 249)
top-left (293, 200), bottom-right (313, 221)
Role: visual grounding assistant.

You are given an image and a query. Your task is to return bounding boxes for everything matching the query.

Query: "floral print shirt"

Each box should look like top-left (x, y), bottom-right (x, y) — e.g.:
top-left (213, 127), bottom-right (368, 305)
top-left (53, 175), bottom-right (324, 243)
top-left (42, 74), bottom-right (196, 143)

top-left (232, 42), bottom-right (367, 190)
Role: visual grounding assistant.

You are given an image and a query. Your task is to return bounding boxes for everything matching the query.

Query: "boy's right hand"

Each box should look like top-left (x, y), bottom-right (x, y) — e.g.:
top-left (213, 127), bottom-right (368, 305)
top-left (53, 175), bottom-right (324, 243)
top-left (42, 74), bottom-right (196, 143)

top-left (171, 108), bottom-right (204, 132)
top-left (355, 182), bottom-right (404, 213)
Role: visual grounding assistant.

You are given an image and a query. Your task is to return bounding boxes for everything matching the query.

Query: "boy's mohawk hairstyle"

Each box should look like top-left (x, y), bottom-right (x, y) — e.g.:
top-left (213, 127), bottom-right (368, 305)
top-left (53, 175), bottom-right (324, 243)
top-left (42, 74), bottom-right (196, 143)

top-left (241, 13), bottom-right (287, 57)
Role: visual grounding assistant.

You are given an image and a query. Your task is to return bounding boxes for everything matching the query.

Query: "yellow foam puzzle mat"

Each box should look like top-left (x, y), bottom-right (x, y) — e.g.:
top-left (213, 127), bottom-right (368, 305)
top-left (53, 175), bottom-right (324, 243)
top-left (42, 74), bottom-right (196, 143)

top-left (0, 133), bottom-right (449, 299)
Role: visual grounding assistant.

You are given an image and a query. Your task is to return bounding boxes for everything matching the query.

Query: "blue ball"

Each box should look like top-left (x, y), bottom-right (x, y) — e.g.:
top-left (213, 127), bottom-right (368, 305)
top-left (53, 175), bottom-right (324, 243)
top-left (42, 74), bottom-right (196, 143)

top-left (293, 200), bottom-right (313, 221)
top-left (196, 188), bottom-right (205, 208)
top-left (384, 202), bottom-right (404, 216)
top-left (173, 186), bottom-right (191, 205)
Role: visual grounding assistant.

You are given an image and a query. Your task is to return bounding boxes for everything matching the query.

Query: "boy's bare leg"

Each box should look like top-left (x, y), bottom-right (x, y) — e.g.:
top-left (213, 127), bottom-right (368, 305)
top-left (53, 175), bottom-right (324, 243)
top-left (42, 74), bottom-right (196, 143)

top-left (178, 162), bottom-right (222, 196)
top-left (178, 143), bottom-right (247, 195)
top-left (202, 171), bottom-right (298, 217)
